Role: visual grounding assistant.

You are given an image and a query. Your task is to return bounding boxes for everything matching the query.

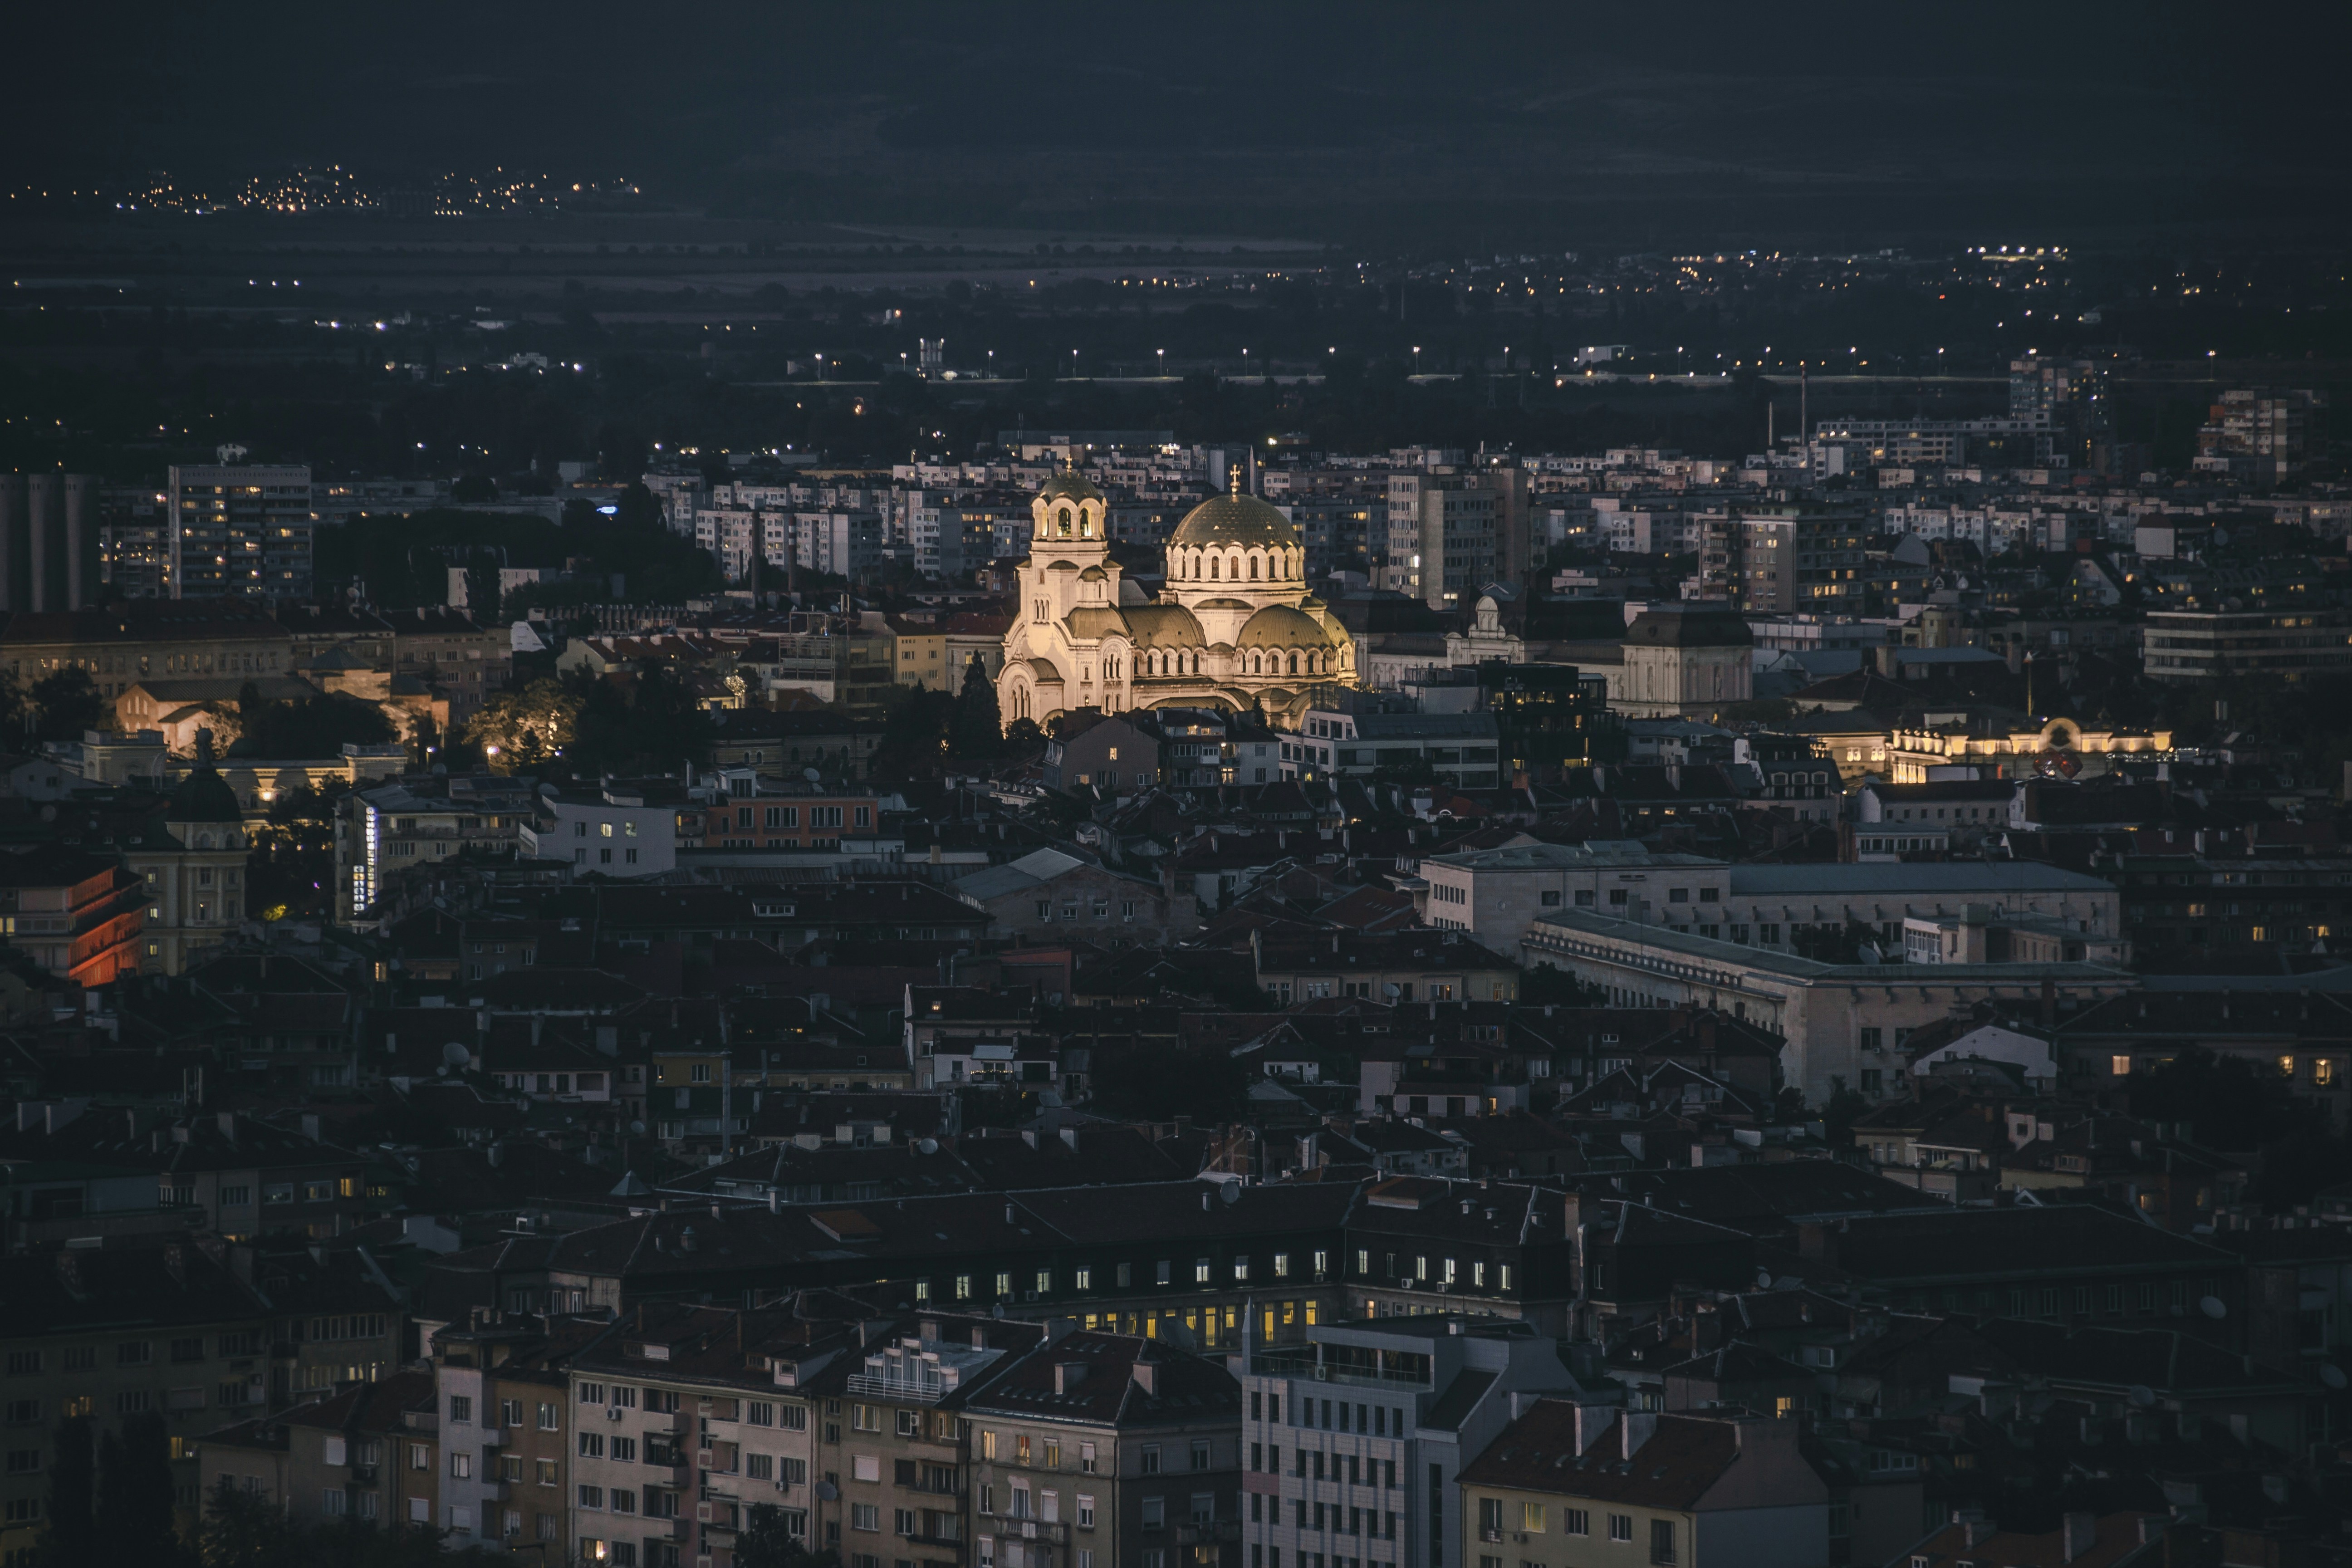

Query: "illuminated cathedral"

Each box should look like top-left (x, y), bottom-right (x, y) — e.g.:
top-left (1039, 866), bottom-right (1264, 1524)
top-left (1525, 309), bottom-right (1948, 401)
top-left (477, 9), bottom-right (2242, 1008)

top-left (997, 471), bottom-right (1357, 728)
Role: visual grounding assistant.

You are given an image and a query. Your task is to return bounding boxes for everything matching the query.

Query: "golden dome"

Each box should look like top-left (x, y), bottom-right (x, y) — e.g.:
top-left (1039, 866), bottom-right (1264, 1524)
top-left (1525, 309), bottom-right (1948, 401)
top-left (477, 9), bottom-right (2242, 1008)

top-left (1170, 492), bottom-right (1297, 550)
top-left (1236, 604), bottom-right (1343, 650)
top-left (1038, 469), bottom-right (1104, 505)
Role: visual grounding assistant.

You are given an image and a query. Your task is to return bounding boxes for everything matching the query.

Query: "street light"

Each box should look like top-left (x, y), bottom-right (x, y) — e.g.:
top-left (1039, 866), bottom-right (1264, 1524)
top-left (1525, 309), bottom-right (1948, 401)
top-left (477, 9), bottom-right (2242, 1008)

top-left (1156, 348), bottom-right (1165, 377)
top-left (1072, 348), bottom-right (1079, 378)
top-left (1412, 345), bottom-right (1422, 375)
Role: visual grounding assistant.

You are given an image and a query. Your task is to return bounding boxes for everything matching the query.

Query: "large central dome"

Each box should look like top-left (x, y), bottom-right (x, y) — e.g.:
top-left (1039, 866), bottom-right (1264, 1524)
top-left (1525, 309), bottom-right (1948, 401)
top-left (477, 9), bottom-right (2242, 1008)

top-left (1170, 492), bottom-right (1297, 550)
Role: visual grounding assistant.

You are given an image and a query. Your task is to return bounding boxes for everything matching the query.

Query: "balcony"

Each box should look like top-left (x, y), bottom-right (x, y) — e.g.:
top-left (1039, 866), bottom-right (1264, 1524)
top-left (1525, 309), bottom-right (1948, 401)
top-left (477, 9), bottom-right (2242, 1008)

top-left (998, 1519), bottom-right (1069, 1545)
top-left (1181, 1522), bottom-right (1241, 1546)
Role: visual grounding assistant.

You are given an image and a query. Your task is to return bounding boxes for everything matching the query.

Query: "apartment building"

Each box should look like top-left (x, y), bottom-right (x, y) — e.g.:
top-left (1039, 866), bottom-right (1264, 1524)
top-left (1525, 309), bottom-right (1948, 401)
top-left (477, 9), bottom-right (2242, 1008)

top-left (0, 843), bottom-right (144, 987)
top-left (520, 779), bottom-right (688, 879)
top-left (964, 1331), bottom-right (1243, 1568)
top-left (2142, 608), bottom-right (2352, 684)
top-left (1242, 1318), bottom-right (1588, 1568)
top-left (570, 1304), bottom-right (862, 1568)
top-left (808, 1317), bottom-right (1037, 1568)
top-left (199, 1369), bottom-right (437, 1535)
top-left (166, 462), bottom-right (314, 599)
top-left (335, 776), bottom-right (535, 925)
top-left (0, 1233), bottom-right (393, 1555)
top-left (1456, 1404), bottom-right (1828, 1568)
top-left (696, 773), bottom-right (882, 851)
top-left (1383, 477), bottom-right (1497, 611)
top-left (1731, 505), bottom-right (1871, 615)
top-left (432, 1313), bottom-right (614, 1555)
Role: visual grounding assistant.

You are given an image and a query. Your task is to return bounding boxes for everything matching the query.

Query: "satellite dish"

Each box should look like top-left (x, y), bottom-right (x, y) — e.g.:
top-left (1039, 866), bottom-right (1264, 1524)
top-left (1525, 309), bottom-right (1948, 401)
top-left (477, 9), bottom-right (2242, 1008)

top-left (990, 1302), bottom-right (1005, 1319)
top-left (441, 1041), bottom-right (472, 1069)
top-left (1220, 1181), bottom-right (1241, 1206)
top-left (2322, 1365), bottom-right (2347, 1391)
top-left (2199, 1296), bottom-right (2227, 1320)
top-left (814, 1481), bottom-right (839, 1502)
top-left (804, 767), bottom-right (822, 784)
top-left (629, 1119), bottom-right (647, 1136)
top-left (1755, 1269), bottom-right (1774, 1291)
top-left (916, 1137), bottom-right (939, 1156)
top-left (2127, 1384), bottom-right (2156, 1408)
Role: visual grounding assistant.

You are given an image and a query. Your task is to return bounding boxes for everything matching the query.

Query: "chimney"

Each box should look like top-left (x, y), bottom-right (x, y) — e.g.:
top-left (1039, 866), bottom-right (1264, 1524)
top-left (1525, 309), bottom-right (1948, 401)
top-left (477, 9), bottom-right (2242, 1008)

top-left (1573, 1404), bottom-right (1609, 1455)
top-left (2060, 1512), bottom-right (2096, 1563)
top-left (1132, 1360), bottom-right (1157, 1396)
top-left (216, 1110), bottom-right (238, 1144)
top-left (1962, 1519), bottom-right (1993, 1548)
top-left (300, 1113), bottom-right (322, 1142)
top-left (1621, 1411), bottom-right (1657, 1458)
top-left (1054, 1361), bottom-right (1088, 1394)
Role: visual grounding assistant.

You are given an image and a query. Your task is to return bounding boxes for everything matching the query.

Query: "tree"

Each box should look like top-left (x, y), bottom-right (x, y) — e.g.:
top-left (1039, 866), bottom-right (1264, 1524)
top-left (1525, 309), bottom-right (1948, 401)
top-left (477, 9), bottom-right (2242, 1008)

top-left (28, 667), bottom-right (107, 743)
top-left (231, 696), bottom-right (397, 758)
top-left (950, 657), bottom-right (1004, 757)
top-left (462, 678), bottom-right (583, 772)
top-left (42, 1414), bottom-right (95, 1567)
top-left (869, 688), bottom-right (959, 787)
top-left (450, 473), bottom-right (497, 503)
top-left (465, 552), bottom-right (503, 622)
top-left (96, 1410), bottom-right (186, 1568)
top-left (736, 1506), bottom-right (839, 1568)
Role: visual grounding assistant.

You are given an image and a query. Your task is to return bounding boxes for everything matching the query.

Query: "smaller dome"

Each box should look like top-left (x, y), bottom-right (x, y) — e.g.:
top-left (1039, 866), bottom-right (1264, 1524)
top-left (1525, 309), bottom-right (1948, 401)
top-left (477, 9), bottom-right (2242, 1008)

top-left (1038, 469), bottom-right (1104, 505)
top-left (1077, 565), bottom-right (1108, 582)
top-left (1236, 604), bottom-right (1343, 650)
top-left (167, 768), bottom-right (242, 825)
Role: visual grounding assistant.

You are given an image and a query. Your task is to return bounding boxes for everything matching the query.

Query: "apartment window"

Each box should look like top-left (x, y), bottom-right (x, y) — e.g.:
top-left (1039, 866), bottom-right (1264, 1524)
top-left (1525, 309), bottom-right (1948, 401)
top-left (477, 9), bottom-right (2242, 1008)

top-left (1521, 1502), bottom-right (1544, 1534)
top-left (1077, 1495), bottom-right (1095, 1529)
top-left (1649, 1519), bottom-right (1676, 1565)
top-left (1563, 1509), bottom-right (1589, 1537)
top-left (1141, 1445), bottom-right (1161, 1475)
top-left (853, 1504), bottom-right (880, 1532)
top-left (450, 1396), bottom-right (472, 1424)
top-left (1191, 1440), bottom-right (1210, 1472)
top-left (116, 1343), bottom-right (152, 1367)
top-left (1608, 1514), bottom-right (1632, 1543)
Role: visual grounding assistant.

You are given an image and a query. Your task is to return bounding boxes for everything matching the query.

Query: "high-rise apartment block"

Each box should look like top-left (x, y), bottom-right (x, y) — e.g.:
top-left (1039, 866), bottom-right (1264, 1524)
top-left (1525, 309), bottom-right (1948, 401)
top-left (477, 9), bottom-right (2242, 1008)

top-left (167, 461), bottom-right (314, 598)
top-left (2195, 389), bottom-right (2325, 483)
top-left (1384, 476), bottom-right (1498, 611)
top-left (1730, 504), bottom-right (1871, 614)
top-left (0, 472), bottom-right (104, 610)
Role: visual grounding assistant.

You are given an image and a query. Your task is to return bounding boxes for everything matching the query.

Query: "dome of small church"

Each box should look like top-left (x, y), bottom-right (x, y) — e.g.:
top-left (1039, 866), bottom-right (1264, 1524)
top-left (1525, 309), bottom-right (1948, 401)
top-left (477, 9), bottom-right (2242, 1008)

top-left (167, 768), bottom-right (243, 824)
top-left (1170, 492), bottom-right (1297, 551)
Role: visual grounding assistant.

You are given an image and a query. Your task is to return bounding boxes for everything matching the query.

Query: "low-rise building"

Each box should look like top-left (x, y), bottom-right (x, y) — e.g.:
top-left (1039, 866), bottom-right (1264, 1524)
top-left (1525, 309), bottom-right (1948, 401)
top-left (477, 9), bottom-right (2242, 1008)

top-left (1521, 911), bottom-right (2135, 1105)
top-left (519, 779), bottom-right (688, 879)
top-left (0, 842), bottom-right (144, 986)
top-left (965, 1330), bottom-right (1243, 1568)
top-left (1413, 843), bottom-right (1727, 953)
top-left (1458, 1403), bottom-right (1828, 1568)
top-left (952, 847), bottom-right (1192, 949)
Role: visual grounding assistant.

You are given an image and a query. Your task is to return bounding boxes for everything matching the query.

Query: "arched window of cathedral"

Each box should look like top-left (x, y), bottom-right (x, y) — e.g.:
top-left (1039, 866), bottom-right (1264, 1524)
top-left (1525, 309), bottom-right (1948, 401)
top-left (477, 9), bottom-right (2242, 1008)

top-left (1249, 555), bottom-right (1259, 580)
top-left (1230, 552), bottom-right (1243, 580)
top-left (1080, 509), bottom-right (1093, 538)
top-left (1289, 652), bottom-right (1299, 675)
top-left (1058, 506), bottom-right (1073, 538)
top-left (1208, 555), bottom-right (1219, 579)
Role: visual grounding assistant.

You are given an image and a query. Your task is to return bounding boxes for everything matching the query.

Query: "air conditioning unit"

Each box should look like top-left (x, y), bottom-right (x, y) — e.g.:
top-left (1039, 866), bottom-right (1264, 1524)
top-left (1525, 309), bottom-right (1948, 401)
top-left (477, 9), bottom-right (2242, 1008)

top-left (605, 1406), bottom-right (625, 1421)
top-left (698, 1503), bottom-right (716, 1524)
